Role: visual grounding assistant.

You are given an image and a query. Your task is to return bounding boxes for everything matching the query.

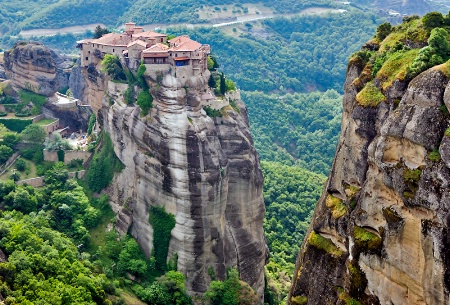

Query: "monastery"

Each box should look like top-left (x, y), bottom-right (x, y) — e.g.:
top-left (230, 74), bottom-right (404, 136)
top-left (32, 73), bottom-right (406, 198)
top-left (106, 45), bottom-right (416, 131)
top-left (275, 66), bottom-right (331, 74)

top-left (77, 22), bottom-right (211, 77)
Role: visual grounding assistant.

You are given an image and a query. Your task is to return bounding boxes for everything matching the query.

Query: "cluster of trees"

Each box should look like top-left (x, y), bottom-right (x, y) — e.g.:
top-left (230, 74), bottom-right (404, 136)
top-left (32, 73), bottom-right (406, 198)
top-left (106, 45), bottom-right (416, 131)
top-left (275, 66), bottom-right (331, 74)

top-left (168, 11), bottom-right (380, 94)
top-left (261, 161), bottom-right (326, 302)
top-left (243, 90), bottom-right (342, 175)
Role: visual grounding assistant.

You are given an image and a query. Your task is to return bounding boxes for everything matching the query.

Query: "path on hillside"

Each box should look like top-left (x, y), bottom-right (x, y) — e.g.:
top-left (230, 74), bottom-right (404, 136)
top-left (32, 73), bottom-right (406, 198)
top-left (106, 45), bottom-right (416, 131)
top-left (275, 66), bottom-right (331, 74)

top-left (18, 7), bottom-right (346, 38)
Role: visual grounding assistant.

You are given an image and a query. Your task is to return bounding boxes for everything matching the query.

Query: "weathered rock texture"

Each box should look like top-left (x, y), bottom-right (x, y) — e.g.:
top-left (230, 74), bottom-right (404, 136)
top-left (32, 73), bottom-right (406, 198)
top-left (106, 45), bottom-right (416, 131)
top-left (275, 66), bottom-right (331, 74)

top-left (4, 42), bottom-right (71, 96)
top-left (81, 65), bottom-right (267, 300)
top-left (288, 61), bottom-right (450, 304)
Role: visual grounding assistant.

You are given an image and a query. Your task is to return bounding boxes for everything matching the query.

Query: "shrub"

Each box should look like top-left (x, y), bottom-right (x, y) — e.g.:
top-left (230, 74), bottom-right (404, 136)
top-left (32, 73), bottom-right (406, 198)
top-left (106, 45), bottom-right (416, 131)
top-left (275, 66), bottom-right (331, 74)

top-left (356, 82), bottom-right (386, 107)
top-left (149, 206), bottom-right (176, 272)
top-left (68, 158), bottom-right (84, 168)
top-left (0, 118), bottom-right (32, 132)
top-left (85, 134), bottom-right (124, 193)
top-left (101, 54), bottom-right (126, 81)
top-left (87, 113), bottom-right (96, 136)
top-left (203, 106), bottom-right (222, 118)
top-left (308, 231), bottom-right (343, 257)
top-left (0, 144), bottom-right (13, 163)
top-left (376, 22), bottom-right (392, 41)
top-left (0, 112), bottom-right (7, 117)
top-left (428, 150), bottom-right (441, 162)
top-left (15, 158), bottom-right (26, 171)
top-left (422, 12), bottom-right (444, 29)
top-left (137, 89), bottom-right (153, 116)
top-left (325, 194), bottom-right (347, 219)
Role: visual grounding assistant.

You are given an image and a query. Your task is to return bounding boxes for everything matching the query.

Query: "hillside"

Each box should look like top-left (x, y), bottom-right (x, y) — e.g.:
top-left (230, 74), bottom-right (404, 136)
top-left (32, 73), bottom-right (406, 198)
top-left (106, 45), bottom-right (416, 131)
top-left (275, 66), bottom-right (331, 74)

top-left (288, 12), bottom-right (450, 305)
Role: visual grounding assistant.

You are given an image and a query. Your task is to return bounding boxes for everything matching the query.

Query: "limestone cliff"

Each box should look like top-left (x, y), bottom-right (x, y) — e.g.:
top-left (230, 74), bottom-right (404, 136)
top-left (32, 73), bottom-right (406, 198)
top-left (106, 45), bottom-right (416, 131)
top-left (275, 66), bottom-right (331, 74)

top-left (81, 64), bottom-right (267, 299)
top-left (3, 41), bottom-right (72, 96)
top-left (288, 20), bottom-right (450, 305)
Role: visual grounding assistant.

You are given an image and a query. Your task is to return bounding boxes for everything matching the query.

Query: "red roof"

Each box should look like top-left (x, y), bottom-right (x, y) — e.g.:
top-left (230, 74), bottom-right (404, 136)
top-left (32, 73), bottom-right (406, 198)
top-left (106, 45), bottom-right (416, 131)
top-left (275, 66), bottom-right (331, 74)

top-left (136, 31), bottom-right (167, 38)
top-left (142, 43), bottom-right (169, 57)
top-left (128, 40), bottom-right (147, 48)
top-left (94, 33), bottom-right (133, 46)
top-left (169, 35), bottom-right (202, 52)
top-left (173, 57), bottom-right (190, 61)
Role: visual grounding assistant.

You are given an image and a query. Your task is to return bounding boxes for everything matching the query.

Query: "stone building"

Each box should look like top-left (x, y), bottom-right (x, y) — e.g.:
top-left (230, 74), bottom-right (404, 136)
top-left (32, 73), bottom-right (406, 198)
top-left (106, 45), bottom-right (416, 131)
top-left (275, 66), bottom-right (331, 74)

top-left (77, 23), bottom-right (210, 77)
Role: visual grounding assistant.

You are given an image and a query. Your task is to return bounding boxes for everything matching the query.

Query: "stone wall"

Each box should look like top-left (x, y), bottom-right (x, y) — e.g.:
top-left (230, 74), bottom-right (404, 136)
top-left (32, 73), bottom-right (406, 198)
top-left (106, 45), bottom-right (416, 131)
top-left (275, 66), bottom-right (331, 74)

top-left (17, 170), bottom-right (86, 187)
top-left (43, 149), bottom-right (91, 164)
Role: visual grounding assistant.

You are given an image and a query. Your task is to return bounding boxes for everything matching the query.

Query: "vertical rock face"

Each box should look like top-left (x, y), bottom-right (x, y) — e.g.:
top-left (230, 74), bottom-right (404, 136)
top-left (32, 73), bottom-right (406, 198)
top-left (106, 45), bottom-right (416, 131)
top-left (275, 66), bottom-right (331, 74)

top-left (4, 42), bottom-right (72, 95)
top-left (82, 66), bottom-right (266, 299)
top-left (288, 59), bottom-right (450, 304)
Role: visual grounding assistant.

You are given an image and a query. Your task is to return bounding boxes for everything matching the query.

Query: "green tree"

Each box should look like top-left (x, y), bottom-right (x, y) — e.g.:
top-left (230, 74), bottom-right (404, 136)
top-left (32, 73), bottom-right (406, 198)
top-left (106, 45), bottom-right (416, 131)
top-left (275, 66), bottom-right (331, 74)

top-left (87, 113), bottom-right (96, 136)
top-left (208, 56), bottom-right (215, 70)
top-left (422, 12), bottom-right (444, 29)
top-left (15, 158), bottom-right (26, 171)
top-left (137, 89), bottom-right (153, 116)
top-left (376, 22), bottom-right (392, 41)
top-left (428, 27), bottom-right (450, 57)
top-left (2, 133), bottom-right (21, 149)
top-left (208, 74), bottom-right (217, 88)
top-left (101, 54), bottom-right (126, 81)
top-left (93, 25), bottom-right (110, 39)
top-left (0, 144), bottom-right (13, 163)
top-left (220, 72), bottom-right (226, 96)
top-left (21, 124), bottom-right (46, 144)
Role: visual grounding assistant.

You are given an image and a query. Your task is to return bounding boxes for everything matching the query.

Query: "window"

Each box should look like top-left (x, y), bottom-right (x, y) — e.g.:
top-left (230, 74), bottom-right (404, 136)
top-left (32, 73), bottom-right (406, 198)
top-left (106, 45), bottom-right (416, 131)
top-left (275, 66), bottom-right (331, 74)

top-left (113, 49), bottom-right (115, 52)
top-left (85, 57), bottom-right (88, 61)
top-left (160, 38), bottom-right (163, 42)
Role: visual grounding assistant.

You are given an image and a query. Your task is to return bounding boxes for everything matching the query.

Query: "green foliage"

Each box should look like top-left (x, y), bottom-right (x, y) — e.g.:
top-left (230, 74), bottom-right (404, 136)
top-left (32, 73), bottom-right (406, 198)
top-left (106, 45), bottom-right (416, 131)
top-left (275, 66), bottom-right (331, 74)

top-left (15, 158), bottom-right (26, 171)
top-left (220, 72), bottom-right (226, 96)
top-left (403, 168), bottom-right (422, 182)
top-left (149, 206), bottom-right (176, 272)
top-left (18, 90), bottom-right (48, 115)
top-left (325, 194), bottom-right (347, 219)
top-left (0, 144), bottom-right (13, 163)
top-left (429, 150), bottom-right (441, 162)
top-left (2, 132), bottom-right (21, 149)
top-left (291, 296), bottom-right (308, 305)
top-left (57, 149), bottom-right (65, 162)
top-left (308, 231), bottom-right (343, 257)
top-left (205, 268), bottom-right (259, 305)
top-left (0, 118), bottom-right (32, 132)
top-left (376, 22), bottom-right (392, 41)
top-left (422, 12), bottom-right (444, 29)
top-left (0, 211), bottom-right (111, 304)
top-left (101, 54), bottom-right (127, 81)
top-left (203, 106), bottom-right (223, 118)
top-left (123, 85), bottom-right (135, 105)
top-left (85, 133), bottom-right (124, 193)
top-left (87, 113), bottom-right (96, 136)
top-left (44, 133), bottom-right (72, 151)
top-left (21, 124), bottom-right (46, 144)
top-left (207, 56), bottom-right (215, 70)
top-left (93, 25), bottom-right (111, 39)
top-left (428, 27), bottom-right (450, 57)
top-left (244, 90), bottom-right (342, 174)
top-left (137, 89), bottom-right (153, 116)
top-left (353, 226), bottom-right (382, 252)
top-left (356, 82), bottom-right (385, 107)
top-left (209, 74), bottom-right (217, 88)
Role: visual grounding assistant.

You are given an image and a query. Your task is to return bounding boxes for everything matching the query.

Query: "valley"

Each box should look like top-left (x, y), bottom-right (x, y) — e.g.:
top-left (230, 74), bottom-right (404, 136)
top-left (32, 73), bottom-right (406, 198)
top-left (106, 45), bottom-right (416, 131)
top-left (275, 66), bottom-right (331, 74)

top-left (0, 1), bottom-right (449, 305)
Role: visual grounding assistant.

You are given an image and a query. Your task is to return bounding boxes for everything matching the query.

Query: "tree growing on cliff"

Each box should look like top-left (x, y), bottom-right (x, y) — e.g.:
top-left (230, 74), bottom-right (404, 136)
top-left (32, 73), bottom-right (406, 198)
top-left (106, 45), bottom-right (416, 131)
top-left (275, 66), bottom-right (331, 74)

top-left (101, 54), bottom-right (126, 81)
top-left (93, 25), bottom-right (110, 39)
top-left (220, 72), bottom-right (226, 96)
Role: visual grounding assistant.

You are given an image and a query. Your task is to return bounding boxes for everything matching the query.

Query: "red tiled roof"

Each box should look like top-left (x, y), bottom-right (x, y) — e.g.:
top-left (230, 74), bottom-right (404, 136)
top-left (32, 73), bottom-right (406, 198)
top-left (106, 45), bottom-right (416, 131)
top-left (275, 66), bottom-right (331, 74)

top-left (142, 43), bottom-right (169, 57)
top-left (136, 31), bottom-right (167, 38)
top-left (128, 40), bottom-right (147, 48)
top-left (169, 35), bottom-right (202, 52)
top-left (94, 33), bottom-right (133, 46)
top-left (173, 57), bottom-right (190, 61)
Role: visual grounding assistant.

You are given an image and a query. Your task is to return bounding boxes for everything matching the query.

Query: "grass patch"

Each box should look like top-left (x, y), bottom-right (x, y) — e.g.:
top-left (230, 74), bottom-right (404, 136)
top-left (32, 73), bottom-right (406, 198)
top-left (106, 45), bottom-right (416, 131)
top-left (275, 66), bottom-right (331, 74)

top-left (376, 49), bottom-right (419, 90)
top-left (291, 295), bottom-right (308, 305)
top-left (337, 287), bottom-right (361, 305)
top-left (308, 231), bottom-right (343, 257)
top-left (428, 149), bottom-right (441, 162)
top-left (353, 226), bottom-right (382, 252)
top-left (325, 194), bottom-right (347, 219)
top-left (445, 126), bottom-right (450, 137)
top-left (18, 90), bottom-right (47, 115)
top-left (356, 82), bottom-right (386, 107)
top-left (87, 195), bottom-right (115, 252)
top-left (35, 118), bottom-right (57, 126)
top-left (403, 168), bottom-right (421, 182)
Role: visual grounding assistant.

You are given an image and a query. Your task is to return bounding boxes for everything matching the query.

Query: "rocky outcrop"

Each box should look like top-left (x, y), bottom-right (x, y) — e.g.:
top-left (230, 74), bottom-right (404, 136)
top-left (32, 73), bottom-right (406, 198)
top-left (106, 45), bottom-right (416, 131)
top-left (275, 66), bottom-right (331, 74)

top-left (288, 61), bottom-right (450, 304)
top-left (4, 42), bottom-right (72, 96)
top-left (82, 64), bottom-right (267, 300)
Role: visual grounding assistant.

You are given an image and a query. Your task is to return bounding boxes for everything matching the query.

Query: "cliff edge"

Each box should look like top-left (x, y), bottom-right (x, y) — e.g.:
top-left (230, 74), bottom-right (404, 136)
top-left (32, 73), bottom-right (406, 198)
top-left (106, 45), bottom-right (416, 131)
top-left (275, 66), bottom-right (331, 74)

top-left (288, 17), bottom-right (450, 305)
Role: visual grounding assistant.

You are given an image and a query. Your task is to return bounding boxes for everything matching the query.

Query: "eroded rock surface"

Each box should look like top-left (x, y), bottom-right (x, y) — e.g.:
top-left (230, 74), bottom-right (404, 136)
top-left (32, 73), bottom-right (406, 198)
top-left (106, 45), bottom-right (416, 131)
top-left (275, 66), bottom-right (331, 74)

top-left (288, 62), bottom-right (450, 305)
top-left (4, 42), bottom-right (71, 96)
top-left (82, 64), bottom-right (266, 300)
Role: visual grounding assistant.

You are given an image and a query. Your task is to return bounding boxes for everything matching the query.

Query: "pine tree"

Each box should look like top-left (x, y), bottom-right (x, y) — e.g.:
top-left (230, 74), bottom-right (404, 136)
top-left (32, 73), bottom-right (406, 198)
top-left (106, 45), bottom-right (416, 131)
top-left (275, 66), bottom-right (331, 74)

top-left (220, 72), bottom-right (226, 96)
